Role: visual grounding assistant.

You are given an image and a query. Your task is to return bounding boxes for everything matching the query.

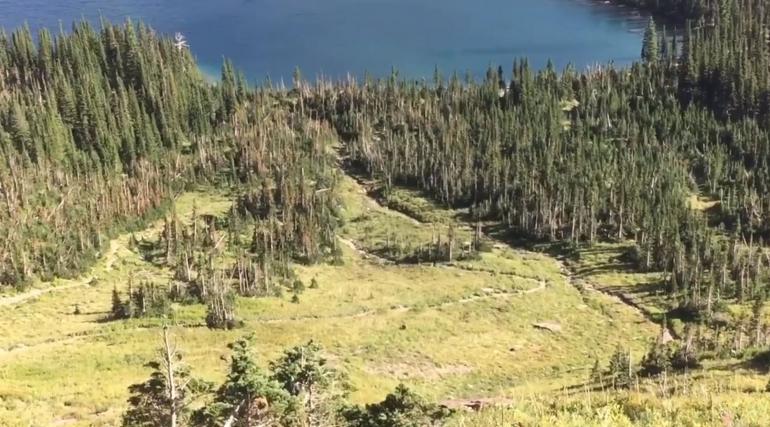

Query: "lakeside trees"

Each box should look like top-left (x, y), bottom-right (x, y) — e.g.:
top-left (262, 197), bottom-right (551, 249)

top-left (298, 0), bottom-right (770, 327)
top-left (0, 20), bottom-right (338, 290)
top-left (641, 18), bottom-right (659, 64)
top-left (4, 0), bottom-right (769, 324)
top-left (0, 20), bottom-right (214, 286)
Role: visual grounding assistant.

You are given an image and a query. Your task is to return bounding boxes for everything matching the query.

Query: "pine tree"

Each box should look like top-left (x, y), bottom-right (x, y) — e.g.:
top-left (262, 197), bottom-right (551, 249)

top-left (342, 384), bottom-right (452, 427)
top-left (205, 276), bottom-right (238, 330)
top-left (270, 341), bottom-right (347, 425)
top-left (639, 341), bottom-right (672, 377)
top-left (607, 345), bottom-right (633, 389)
top-left (199, 335), bottom-right (290, 427)
top-left (111, 287), bottom-right (127, 320)
top-left (641, 18), bottom-right (659, 64)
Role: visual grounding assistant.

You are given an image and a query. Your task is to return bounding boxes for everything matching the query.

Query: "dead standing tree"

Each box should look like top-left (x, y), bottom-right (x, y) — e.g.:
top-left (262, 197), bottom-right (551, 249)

top-left (123, 327), bottom-right (204, 427)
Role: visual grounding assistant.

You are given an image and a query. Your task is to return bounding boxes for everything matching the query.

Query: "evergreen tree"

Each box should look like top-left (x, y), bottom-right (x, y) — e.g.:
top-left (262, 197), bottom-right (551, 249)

top-left (342, 384), bottom-right (452, 427)
top-left (111, 287), bottom-right (128, 320)
top-left (639, 342), bottom-right (672, 377)
top-left (198, 336), bottom-right (290, 427)
top-left (607, 345), bottom-right (633, 389)
top-left (641, 18), bottom-right (659, 63)
top-left (270, 341), bottom-right (347, 426)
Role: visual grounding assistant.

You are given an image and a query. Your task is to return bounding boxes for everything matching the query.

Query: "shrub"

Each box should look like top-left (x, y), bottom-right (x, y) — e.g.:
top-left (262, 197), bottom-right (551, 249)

top-left (670, 345), bottom-right (701, 371)
top-left (130, 282), bottom-right (171, 318)
top-left (639, 343), bottom-right (672, 377)
top-left (607, 345), bottom-right (633, 389)
top-left (205, 288), bottom-right (239, 330)
top-left (342, 384), bottom-right (452, 427)
top-left (292, 279), bottom-right (305, 294)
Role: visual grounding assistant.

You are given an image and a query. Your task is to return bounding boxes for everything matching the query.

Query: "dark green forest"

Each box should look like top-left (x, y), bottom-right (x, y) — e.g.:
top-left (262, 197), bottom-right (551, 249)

top-left (0, 20), bottom-right (339, 291)
top-left (306, 0), bottom-right (770, 321)
top-left (1, 0), bottom-right (769, 339)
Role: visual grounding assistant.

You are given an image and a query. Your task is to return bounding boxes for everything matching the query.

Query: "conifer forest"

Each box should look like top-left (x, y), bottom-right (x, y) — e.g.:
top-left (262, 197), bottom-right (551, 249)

top-left (3, 0), bottom-right (770, 425)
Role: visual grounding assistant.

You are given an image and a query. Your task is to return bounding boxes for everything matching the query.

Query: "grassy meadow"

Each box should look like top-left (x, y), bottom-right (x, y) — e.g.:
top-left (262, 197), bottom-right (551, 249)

top-left (0, 174), bottom-right (768, 426)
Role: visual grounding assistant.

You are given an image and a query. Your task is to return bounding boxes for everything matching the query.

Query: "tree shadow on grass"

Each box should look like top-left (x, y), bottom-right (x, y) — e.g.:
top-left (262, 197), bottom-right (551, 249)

top-left (737, 349), bottom-right (770, 374)
top-left (481, 222), bottom-right (580, 258)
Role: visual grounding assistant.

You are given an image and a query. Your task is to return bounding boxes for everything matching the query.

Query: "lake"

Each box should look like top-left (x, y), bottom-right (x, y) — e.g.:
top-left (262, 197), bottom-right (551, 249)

top-left (0, 0), bottom-right (652, 82)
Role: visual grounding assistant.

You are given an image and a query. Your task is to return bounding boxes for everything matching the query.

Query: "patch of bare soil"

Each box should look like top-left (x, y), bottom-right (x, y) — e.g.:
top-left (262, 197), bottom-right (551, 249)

top-left (440, 397), bottom-right (516, 411)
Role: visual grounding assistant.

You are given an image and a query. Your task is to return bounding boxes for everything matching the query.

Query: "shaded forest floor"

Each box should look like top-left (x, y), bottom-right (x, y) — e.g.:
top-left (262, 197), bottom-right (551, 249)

top-left (0, 169), bottom-right (767, 426)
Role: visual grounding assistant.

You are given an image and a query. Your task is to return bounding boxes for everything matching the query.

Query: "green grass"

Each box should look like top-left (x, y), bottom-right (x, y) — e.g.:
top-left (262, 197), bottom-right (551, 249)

top-left (381, 186), bottom-right (460, 224)
top-left (338, 175), bottom-right (476, 262)
top-left (570, 242), bottom-right (670, 318)
top-left (2, 178), bottom-right (742, 427)
top-left (450, 387), bottom-right (770, 427)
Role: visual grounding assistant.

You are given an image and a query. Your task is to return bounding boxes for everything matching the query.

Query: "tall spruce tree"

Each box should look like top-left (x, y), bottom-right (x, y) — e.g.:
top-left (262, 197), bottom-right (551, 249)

top-left (641, 17), bottom-right (659, 63)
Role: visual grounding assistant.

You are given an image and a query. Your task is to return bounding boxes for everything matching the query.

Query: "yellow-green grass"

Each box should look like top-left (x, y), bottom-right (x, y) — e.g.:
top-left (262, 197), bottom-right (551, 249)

top-left (571, 243), bottom-right (669, 318)
top-left (564, 241), bottom-right (770, 390)
top-left (0, 190), bottom-right (231, 350)
top-left (450, 386), bottom-right (770, 427)
top-left (453, 363), bottom-right (770, 426)
top-left (381, 186), bottom-right (459, 225)
top-left (570, 242), bottom-right (770, 336)
top-left (338, 175), bottom-right (476, 261)
top-left (0, 260), bottom-right (658, 425)
top-left (0, 181), bottom-right (662, 426)
top-left (350, 181), bottom-right (560, 284)
top-left (450, 249), bottom-right (559, 283)
top-left (686, 193), bottom-right (720, 212)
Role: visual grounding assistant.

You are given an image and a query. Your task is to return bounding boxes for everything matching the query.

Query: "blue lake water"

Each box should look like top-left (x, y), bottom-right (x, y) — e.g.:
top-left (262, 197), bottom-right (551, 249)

top-left (0, 0), bottom-right (652, 82)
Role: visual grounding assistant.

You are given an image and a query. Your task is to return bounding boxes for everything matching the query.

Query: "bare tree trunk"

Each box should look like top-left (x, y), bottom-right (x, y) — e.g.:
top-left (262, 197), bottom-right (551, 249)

top-left (162, 327), bottom-right (178, 427)
top-left (706, 276), bottom-right (714, 317)
top-left (223, 401), bottom-right (243, 427)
